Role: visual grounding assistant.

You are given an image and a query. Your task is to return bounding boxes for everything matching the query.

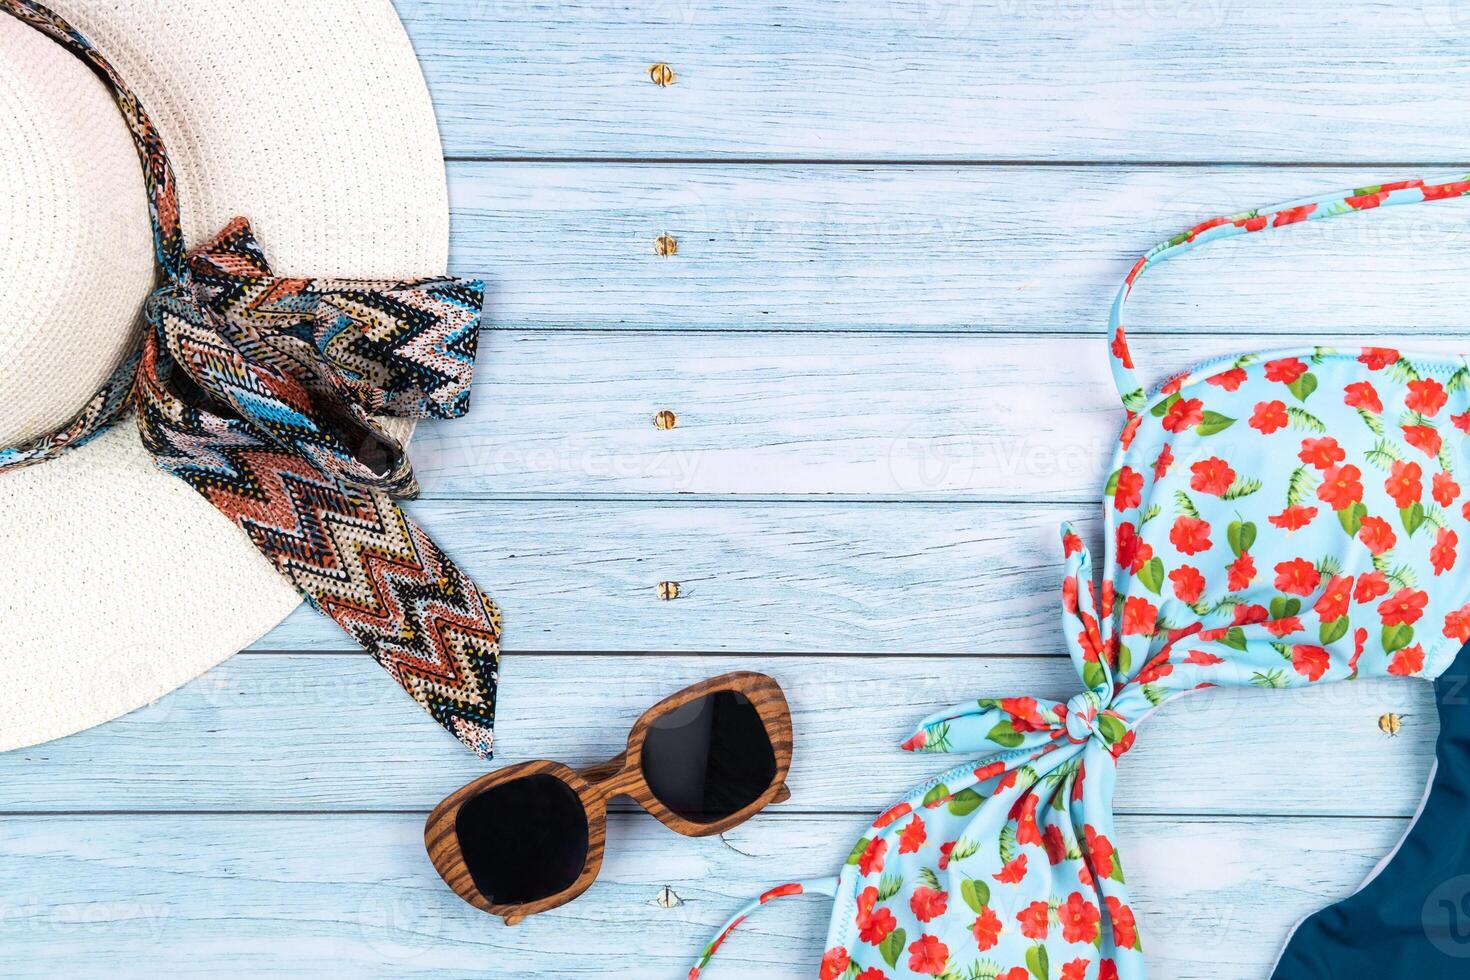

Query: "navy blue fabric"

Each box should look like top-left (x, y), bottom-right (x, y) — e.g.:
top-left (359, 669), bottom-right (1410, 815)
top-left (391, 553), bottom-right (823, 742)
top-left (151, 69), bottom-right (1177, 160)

top-left (1272, 640), bottom-right (1470, 977)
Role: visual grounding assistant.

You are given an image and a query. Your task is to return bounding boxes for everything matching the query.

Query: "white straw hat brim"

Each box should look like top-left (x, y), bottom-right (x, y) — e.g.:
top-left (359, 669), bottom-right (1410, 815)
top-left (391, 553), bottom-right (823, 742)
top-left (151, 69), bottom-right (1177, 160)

top-left (0, 0), bottom-right (452, 751)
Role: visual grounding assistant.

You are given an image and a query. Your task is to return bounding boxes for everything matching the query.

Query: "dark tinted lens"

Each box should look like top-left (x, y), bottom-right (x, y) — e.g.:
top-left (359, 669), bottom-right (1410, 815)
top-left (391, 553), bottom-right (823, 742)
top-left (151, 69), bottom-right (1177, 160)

top-left (456, 773), bottom-right (589, 905)
top-left (641, 689), bottom-right (777, 823)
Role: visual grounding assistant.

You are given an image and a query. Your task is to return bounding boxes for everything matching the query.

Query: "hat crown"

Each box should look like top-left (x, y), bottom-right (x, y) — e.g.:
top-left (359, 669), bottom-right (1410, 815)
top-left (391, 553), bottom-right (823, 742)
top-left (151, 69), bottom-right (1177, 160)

top-left (0, 14), bottom-right (154, 448)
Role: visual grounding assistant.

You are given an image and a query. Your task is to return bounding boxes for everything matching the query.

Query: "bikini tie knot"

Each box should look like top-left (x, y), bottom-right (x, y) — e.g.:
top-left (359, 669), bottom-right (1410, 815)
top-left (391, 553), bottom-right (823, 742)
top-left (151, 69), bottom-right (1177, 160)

top-left (1063, 690), bottom-right (1102, 742)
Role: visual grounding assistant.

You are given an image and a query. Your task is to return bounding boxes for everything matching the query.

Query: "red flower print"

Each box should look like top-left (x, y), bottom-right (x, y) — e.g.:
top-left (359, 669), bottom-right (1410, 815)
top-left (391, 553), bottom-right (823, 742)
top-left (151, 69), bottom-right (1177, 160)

top-left (1265, 357), bottom-right (1308, 384)
top-left (819, 947), bottom-right (850, 980)
top-left (1059, 892), bottom-right (1102, 944)
top-left (857, 837), bottom-right (887, 876)
top-left (1422, 179), bottom-right (1470, 200)
top-left (938, 840), bottom-right (955, 870)
top-left (1085, 825), bottom-right (1116, 878)
top-left (1433, 528), bottom-right (1458, 576)
top-left (1359, 347), bottom-right (1400, 370)
top-left (1445, 604), bottom-right (1470, 642)
top-left (975, 761), bottom-right (1005, 782)
top-left (1235, 214), bottom-right (1268, 232)
top-left (1187, 649), bottom-right (1225, 665)
top-left (873, 802), bottom-right (912, 830)
top-left (1266, 615), bottom-right (1304, 638)
top-left (972, 905), bottom-right (1002, 951)
top-left (1298, 437), bottom-right (1345, 470)
top-left (1018, 900), bottom-right (1050, 940)
top-left (1379, 588), bottom-right (1429, 627)
top-left (1105, 895), bottom-right (1139, 950)
top-left (1434, 472), bottom-right (1461, 507)
top-left (1011, 792), bottom-right (1042, 845)
top-left (1115, 521), bottom-right (1152, 574)
top-left (909, 886), bottom-right (949, 924)
top-left (1357, 516), bottom-right (1396, 555)
top-left (1351, 627), bottom-right (1367, 673)
top-left (994, 854), bottom-right (1027, 884)
top-left (1043, 823), bottom-right (1069, 865)
top-left (1274, 203), bottom-right (1317, 226)
top-left (1274, 558), bottom-right (1321, 596)
top-left (1344, 381), bottom-right (1383, 413)
top-left (998, 971), bottom-right (1030, 980)
top-left (1170, 515), bottom-right (1213, 555)
top-left (1385, 460), bottom-right (1423, 508)
top-left (1061, 961), bottom-right (1089, 980)
top-left (1208, 366), bottom-right (1247, 391)
top-left (1161, 372), bottom-right (1189, 395)
top-left (1455, 410), bottom-right (1470, 434)
top-left (906, 935), bottom-right (949, 976)
top-left (1404, 424), bottom-right (1442, 457)
top-left (1170, 564), bottom-right (1206, 603)
top-left (1153, 443), bottom-right (1175, 479)
top-left (761, 883), bottom-right (804, 902)
top-left (1100, 961), bottom-right (1120, 980)
top-left (1269, 505), bottom-right (1318, 530)
top-left (1317, 464), bottom-right (1364, 510)
top-left (1110, 326), bottom-right (1134, 369)
top-left (1249, 399), bottom-right (1289, 434)
top-left (1122, 595), bottom-right (1159, 636)
top-left (900, 730), bottom-right (928, 752)
top-left (1000, 696), bottom-right (1049, 732)
top-left (1354, 570), bottom-right (1390, 603)
top-left (1313, 575), bottom-right (1353, 621)
top-left (1228, 551), bottom-right (1256, 591)
top-left (856, 971), bottom-right (887, 980)
top-left (1120, 414), bottom-right (1141, 450)
top-left (1388, 644), bottom-right (1426, 677)
top-left (858, 902), bottom-right (897, 945)
top-left (1113, 466), bottom-right (1144, 510)
top-left (898, 814), bottom-right (927, 854)
top-left (1234, 603), bottom-right (1270, 626)
top-left (1190, 457), bottom-right (1236, 496)
top-left (1291, 645), bottom-right (1330, 681)
top-left (1407, 379), bottom-right (1448, 417)
top-left (1161, 397), bottom-right (1204, 433)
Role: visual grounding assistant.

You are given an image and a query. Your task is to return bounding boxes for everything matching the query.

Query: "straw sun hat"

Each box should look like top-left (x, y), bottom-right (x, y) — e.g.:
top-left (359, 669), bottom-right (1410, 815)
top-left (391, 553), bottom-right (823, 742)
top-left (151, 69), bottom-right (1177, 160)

top-left (0, 0), bottom-right (456, 750)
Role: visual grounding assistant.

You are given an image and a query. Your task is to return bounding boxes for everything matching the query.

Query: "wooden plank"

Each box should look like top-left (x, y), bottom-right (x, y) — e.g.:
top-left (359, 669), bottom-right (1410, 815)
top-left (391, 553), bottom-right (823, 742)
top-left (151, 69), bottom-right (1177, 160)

top-left (251, 499), bottom-right (1093, 653)
top-left (401, 0), bottom-right (1470, 162)
top-left (448, 164), bottom-right (1470, 333)
top-left (4, 654), bottom-right (1432, 818)
top-left (0, 810), bottom-right (1408, 978)
top-left (415, 329), bottom-right (1470, 500)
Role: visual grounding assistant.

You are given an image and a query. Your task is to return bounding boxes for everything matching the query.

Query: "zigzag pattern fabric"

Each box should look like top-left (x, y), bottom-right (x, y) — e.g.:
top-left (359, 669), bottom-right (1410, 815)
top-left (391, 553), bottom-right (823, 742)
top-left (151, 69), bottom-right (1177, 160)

top-left (0, 0), bottom-right (501, 758)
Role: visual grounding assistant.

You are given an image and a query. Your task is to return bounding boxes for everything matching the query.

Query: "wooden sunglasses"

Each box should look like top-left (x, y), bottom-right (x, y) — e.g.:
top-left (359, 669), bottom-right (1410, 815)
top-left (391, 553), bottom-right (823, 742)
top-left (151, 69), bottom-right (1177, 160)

top-left (424, 671), bottom-right (793, 924)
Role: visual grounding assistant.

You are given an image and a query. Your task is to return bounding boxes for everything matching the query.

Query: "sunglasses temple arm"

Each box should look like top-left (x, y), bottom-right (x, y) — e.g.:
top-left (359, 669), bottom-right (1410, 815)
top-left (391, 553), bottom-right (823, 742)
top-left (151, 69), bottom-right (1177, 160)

top-left (687, 876), bottom-right (839, 979)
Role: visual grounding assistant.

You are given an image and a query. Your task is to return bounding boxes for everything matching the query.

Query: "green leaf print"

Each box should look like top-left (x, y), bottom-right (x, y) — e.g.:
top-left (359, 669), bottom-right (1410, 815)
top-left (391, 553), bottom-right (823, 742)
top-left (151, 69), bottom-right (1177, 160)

top-left (919, 866), bottom-right (941, 891)
top-left (1227, 519), bottom-right (1257, 557)
top-left (1116, 643), bottom-right (1132, 675)
top-left (999, 825), bottom-right (1017, 863)
top-left (1320, 616), bottom-right (1350, 645)
top-left (1096, 714), bottom-right (1127, 746)
top-left (924, 784), bottom-right (951, 807)
top-left (1223, 626), bottom-right (1248, 651)
top-left (1175, 491), bottom-right (1200, 519)
top-left (1195, 411), bottom-right (1236, 436)
top-left (1446, 365), bottom-right (1469, 394)
top-left (1286, 407), bottom-right (1327, 433)
top-left (1139, 503), bottom-right (1161, 526)
top-left (1286, 467), bottom-right (1319, 507)
top-left (961, 877), bottom-right (991, 913)
top-left (1122, 388), bottom-right (1147, 414)
top-left (1082, 660), bottom-right (1108, 691)
top-left (846, 837), bottom-right (871, 865)
top-left (1401, 501), bottom-right (1426, 537)
top-left (1387, 356), bottom-right (1420, 384)
top-left (880, 928), bottom-right (906, 970)
top-left (948, 788), bottom-right (985, 816)
top-left (1269, 596), bottom-right (1301, 621)
top-left (1151, 393), bottom-right (1180, 418)
top-left (1338, 501), bottom-right (1366, 537)
top-left (1356, 407), bottom-right (1386, 437)
top-left (1137, 556), bottom-right (1164, 595)
top-left (878, 872), bottom-right (904, 901)
top-left (1286, 372), bottom-right (1318, 402)
top-left (949, 836), bottom-right (982, 862)
top-left (1026, 943), bottom-right (1050, 980)
top-left (1383, 623), bottom-right (1414, 654)
top-left (1104, 468), bottom-right (1120, 496)
top-left (1310, 345), bottom-right (1339, 364)
top-left (986, 720), bottom-right (1025, 748)
top-left (1364, 438), bottom-right (1404, 472)
top-left (1252, 668), bottom-right (1289, 689)
top-left (1222, 477), bottom-right (1263, 500)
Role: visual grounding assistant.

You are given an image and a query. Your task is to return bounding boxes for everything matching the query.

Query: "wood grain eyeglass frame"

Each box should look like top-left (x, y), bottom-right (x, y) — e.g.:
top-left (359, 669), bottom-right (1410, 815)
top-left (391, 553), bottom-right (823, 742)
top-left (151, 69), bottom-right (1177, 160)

top-left (424, 671), bottom-right (793, 925)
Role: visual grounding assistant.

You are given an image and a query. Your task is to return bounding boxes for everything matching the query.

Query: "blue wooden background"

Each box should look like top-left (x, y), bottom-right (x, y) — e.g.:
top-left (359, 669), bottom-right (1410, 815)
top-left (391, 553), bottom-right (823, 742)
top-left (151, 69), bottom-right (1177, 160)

top-left (7, 1), bottom-right (1470, 976)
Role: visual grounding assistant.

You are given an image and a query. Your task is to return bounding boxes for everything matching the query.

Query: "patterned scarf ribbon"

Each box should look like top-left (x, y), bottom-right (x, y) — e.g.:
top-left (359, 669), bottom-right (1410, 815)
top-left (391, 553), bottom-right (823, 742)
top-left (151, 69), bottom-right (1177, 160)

top-left (0, 0), bottom-right (501, 759)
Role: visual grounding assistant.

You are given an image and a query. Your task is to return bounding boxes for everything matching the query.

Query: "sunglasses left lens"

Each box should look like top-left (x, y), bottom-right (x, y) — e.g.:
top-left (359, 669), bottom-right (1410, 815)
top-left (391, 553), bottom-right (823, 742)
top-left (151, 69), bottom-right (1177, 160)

top-left (456, 773), bottom-right (589, 905)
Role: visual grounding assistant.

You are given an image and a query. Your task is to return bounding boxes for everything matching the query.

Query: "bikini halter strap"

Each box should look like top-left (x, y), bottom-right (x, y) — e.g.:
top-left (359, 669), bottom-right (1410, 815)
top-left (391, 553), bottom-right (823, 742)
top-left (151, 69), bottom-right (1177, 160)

top-left (4, 0), bottom-right (187, 282)
top-left (1107, 172), bottom-right (1470, 415)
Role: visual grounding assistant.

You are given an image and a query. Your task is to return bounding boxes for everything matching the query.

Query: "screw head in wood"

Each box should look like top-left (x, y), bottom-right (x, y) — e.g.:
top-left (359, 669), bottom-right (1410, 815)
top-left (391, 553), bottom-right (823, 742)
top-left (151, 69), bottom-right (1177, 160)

top-left (1378, 712), bottom-right (1402, 737)
top-left (648, 63), bottom-right (676, 86)
top-left (654, 234), bottom-right (678, 256)
top-left (653, 409), bottom-right (678, 429)
top-left (657, 581), bottom-right (680, 601)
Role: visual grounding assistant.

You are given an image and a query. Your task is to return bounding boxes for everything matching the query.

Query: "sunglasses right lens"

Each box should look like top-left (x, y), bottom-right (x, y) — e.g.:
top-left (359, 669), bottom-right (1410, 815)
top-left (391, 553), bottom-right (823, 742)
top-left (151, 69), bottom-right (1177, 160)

top-left (641, 689), bottom-right (778, 824)
top-left (456, 773), bottom-right (589, 905)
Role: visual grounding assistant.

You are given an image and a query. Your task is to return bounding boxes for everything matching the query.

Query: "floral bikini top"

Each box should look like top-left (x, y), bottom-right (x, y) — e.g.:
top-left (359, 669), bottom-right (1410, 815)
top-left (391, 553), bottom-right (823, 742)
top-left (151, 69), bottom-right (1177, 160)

top-left (693, 173), bottom-right (1470, 980)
